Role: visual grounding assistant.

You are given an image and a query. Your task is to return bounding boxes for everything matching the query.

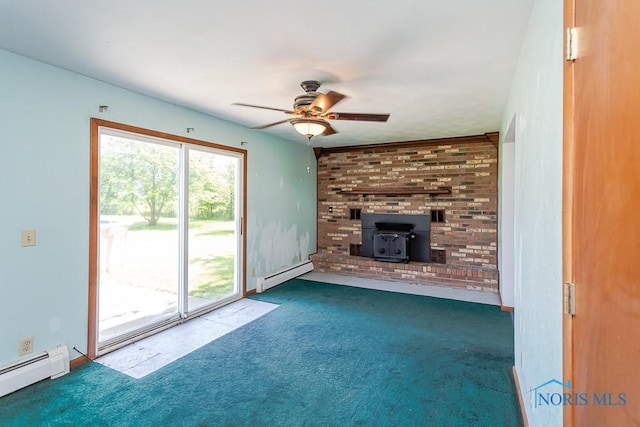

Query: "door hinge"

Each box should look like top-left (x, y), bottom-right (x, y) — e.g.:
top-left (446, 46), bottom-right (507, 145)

top-left (564, 282), bottom-right (576, 315)
top-left (566, 27), bottom-right (579, 61)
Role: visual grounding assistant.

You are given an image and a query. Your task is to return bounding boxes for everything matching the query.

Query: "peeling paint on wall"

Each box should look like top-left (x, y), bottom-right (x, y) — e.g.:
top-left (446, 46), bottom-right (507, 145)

top-left (245, 143), bottom-right (317, 290)
top-left (247, 213), bottom-right (312, 284)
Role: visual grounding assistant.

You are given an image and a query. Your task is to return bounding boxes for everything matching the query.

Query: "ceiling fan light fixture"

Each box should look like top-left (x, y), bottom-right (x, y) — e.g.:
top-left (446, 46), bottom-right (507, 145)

top-left (291, 118), bottom-right (328, 137)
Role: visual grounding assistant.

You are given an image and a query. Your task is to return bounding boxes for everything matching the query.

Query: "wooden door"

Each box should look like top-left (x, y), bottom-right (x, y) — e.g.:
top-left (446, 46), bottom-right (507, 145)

top-left (564, 0), bottom-right (640, 425)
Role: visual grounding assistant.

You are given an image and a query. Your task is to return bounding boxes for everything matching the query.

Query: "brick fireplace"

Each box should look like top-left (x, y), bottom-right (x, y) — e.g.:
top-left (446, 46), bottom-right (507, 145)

top-left (310, 133), bottom-right (499, 292)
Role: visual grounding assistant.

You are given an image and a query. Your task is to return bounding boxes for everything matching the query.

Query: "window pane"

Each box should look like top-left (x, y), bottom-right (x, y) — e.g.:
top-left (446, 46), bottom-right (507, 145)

top-left (187, 148), bottom-right (238, 311)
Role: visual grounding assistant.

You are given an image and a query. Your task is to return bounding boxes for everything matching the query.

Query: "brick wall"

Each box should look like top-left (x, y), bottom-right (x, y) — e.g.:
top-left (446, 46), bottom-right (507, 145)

top-left (311, 133), bottom-right (499, 292)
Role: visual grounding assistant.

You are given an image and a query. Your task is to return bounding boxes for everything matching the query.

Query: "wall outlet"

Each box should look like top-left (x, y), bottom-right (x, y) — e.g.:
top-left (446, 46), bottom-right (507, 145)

top-left (19, 336), bottom-right (34, 356)
top-left (251, 268), bottom-right (256, 277)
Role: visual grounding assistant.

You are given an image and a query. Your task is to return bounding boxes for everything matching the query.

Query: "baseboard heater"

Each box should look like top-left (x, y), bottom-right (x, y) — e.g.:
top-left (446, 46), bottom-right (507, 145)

top-left (0, 345), bottom-right (70, 398)
top-left (256, 260), bottom-right (314, 293)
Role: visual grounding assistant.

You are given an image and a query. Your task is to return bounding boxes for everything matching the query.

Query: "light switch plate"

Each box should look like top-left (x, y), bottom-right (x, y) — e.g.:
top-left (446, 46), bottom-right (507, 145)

top-left (21, 229), bottom-right (36, 247)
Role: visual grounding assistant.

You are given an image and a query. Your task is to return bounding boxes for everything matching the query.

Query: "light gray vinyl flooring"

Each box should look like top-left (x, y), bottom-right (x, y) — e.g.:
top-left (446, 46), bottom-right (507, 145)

top-left (299, 272), bottom-right (501, 306)
top-left (96, 298), bottom-right (278, 379)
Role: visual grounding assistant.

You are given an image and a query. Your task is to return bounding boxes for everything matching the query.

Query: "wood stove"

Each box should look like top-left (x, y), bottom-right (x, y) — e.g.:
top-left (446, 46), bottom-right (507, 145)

top-left (361, 213), bottom-right (430, 263)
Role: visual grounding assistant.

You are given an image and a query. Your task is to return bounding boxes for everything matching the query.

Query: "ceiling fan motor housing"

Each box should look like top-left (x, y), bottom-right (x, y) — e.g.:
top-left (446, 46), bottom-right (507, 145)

top-left (294, 93), bottom-right (319, 112)
top-left (294, 80), bottom-right (323, 112)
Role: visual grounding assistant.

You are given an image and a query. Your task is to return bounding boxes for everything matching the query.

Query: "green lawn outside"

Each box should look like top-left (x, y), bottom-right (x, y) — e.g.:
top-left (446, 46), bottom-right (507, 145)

top-left (100, 215), bottom-right (236, 297)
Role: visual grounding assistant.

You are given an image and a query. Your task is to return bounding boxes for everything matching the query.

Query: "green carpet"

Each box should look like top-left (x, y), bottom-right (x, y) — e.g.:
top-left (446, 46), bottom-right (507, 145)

top-left (0, 279), bottom-right (521, 426)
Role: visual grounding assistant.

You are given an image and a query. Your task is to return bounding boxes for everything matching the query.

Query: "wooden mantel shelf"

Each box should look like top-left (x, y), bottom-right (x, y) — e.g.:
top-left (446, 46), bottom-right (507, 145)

top-left (337, 187), bottom-right (451, 196)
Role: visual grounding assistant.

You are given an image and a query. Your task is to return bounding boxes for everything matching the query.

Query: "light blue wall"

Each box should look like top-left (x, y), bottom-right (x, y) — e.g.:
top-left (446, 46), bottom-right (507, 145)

top-left (500, 0), bottom-right (563, 425)
top-left (0, 49), bottom-right (316, 368)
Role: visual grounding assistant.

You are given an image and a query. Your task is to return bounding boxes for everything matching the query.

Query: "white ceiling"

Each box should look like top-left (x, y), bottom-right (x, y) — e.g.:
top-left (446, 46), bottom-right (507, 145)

top-left (0, 1), bottom-right (532, 147)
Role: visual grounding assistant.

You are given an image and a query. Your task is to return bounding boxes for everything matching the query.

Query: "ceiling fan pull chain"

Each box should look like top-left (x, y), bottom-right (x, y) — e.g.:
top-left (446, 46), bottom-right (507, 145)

top-left (306, 135), bottom-right (312, 174)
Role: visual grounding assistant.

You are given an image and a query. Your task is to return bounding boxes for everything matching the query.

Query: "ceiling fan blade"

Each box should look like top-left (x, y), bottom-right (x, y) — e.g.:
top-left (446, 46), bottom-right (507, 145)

top-left (252, 119), bottom-right (292, 130)
top-left (322, 123), bottom-right (337, 136)
top-left (232, 103), bottom-right (294, 114)
top-left (309, 91), bottom-right (347, 113)
top-left (329, 112), bottom-right (390, 122)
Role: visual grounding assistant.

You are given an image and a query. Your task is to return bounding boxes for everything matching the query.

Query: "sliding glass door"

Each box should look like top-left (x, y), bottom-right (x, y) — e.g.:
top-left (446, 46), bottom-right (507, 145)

top-left (95, 126), bottom-right (243, 353)
top-left (186, 149), bottom-right (239, 312)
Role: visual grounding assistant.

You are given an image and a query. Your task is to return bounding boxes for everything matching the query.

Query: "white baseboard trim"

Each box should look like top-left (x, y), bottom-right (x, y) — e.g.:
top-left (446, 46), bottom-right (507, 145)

top-left (256, 260), bottom-right (314, 293)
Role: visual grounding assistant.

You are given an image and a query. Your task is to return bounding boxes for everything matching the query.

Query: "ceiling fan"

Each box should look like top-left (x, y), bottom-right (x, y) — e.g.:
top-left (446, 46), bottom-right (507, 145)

top-left (232, 80), bottom-right (390, 140)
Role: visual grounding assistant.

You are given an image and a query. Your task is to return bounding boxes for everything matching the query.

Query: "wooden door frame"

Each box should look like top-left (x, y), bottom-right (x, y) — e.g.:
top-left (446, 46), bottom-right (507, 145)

top-left (562, 0), bottom-right (575, 424)
top-left (87, 118), bottom-right (248, 359)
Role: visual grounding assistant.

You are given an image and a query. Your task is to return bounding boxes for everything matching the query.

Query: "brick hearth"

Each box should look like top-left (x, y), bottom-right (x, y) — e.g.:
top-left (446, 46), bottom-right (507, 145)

top-left (310, 253), bottom-right (499, 291)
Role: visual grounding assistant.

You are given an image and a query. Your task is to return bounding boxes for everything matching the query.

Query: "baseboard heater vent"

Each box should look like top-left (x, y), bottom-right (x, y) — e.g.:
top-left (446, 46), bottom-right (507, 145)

top-left (256, 260), bottom-right (314, 293)
top-left (0, 345), bottom-right (70, 398)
